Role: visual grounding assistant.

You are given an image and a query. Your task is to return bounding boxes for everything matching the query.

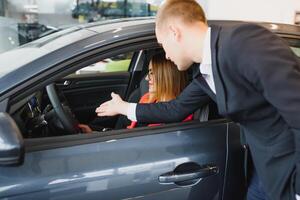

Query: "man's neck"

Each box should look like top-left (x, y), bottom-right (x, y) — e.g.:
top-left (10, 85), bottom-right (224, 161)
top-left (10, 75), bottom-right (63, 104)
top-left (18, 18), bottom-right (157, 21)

top-left (187, 23), bottom-right (208, 63)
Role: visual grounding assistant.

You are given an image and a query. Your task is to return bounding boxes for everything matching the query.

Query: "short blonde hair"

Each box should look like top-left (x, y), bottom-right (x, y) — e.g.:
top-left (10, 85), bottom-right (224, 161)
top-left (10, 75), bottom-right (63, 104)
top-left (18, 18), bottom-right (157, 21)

top-left (156, 0), bottom-right (207, 30)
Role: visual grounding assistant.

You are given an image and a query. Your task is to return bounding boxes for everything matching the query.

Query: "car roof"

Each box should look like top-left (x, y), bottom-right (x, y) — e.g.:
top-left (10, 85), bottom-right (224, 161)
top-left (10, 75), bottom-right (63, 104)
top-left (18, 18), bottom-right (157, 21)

top-left (12, 17), bottom-right (300, 50)
top-left (0, 17), bottom-right (300, 96)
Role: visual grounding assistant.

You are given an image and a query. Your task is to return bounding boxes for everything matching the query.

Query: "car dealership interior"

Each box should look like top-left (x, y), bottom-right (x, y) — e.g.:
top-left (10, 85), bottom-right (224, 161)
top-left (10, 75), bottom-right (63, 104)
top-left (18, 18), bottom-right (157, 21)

top-left (0, 0), bottom-right (300, 53)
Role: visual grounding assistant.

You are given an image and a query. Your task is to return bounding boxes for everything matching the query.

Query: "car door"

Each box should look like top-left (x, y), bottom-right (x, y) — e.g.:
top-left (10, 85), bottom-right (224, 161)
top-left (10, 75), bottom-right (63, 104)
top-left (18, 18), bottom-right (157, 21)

top-left (0, 119), bottom-right (244, 200)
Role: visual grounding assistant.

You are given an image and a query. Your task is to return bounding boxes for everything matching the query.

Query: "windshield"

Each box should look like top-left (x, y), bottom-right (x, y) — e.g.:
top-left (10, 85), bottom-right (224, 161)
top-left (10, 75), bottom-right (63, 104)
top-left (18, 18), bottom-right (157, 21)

top-left (0, 28), bottom-right (95, 78)
top-left (0, 48), bottom-right (48, 79)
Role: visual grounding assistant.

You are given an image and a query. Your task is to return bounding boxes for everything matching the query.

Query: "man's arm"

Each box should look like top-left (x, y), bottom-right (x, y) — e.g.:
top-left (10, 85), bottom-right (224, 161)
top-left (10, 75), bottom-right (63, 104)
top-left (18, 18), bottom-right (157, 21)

top-left (96, 78), bottom-right (211, 124)
top-left (136, 78), bottom-right (210, 123)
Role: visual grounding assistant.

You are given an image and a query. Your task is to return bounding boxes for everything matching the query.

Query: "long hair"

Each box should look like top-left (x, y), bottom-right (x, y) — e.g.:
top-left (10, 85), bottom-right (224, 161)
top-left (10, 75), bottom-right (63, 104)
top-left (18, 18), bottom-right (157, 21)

top-left (149, 52), bottom-right (188, 102)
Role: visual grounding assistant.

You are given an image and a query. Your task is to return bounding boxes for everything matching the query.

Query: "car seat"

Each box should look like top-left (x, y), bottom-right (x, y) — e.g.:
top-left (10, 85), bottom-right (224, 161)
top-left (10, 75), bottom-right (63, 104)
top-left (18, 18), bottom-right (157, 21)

top-left (114, 76), bottom-right (149, 129)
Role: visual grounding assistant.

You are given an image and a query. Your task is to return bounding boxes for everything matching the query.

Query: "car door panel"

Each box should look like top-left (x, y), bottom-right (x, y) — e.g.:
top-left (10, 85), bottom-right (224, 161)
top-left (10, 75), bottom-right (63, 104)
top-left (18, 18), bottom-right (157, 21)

top-left (57, 72), bottom-right (130, 124)
top-left (0, 121), bottom-right (242, 200)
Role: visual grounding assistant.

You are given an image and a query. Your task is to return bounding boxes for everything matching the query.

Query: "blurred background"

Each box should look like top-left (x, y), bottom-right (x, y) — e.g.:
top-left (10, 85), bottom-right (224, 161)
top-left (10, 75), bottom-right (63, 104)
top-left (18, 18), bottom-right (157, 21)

top-left (0, 0), bottom-right (299, 54)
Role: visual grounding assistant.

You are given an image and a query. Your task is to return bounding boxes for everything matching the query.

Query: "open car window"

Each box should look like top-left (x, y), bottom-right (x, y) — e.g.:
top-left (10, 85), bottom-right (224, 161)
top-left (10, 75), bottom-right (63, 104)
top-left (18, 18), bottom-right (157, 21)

top-left (9, 50), bottom-right (145, 139)
top-left (9, 34), bottom-right (300, 141)
top-left (9, 47), bottom-right (212, 140)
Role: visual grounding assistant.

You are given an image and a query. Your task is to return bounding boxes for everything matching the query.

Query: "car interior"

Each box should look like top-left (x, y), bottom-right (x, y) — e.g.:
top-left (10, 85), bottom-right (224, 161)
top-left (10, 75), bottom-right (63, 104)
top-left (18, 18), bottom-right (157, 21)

top-left (8, 48), bottom-right (220, 139)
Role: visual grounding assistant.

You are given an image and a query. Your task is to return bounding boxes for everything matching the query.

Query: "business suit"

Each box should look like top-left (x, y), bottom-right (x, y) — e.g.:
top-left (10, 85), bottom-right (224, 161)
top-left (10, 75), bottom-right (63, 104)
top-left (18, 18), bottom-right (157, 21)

top-left (136, 23), bottom-right (300, 200)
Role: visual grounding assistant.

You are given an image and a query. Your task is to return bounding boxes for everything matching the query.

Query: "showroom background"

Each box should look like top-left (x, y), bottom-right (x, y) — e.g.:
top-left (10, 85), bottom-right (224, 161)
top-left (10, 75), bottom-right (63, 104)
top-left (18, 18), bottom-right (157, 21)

top-left (0, 0), bottom-right (300, 53)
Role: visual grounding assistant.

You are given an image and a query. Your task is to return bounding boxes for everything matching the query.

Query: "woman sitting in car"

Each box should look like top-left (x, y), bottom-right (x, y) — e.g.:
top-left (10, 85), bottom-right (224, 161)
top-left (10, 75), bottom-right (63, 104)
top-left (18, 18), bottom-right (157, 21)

top-left (79, 52), bottom-right (192, 132)
top-left (127, 52), bottom-right (193, 128)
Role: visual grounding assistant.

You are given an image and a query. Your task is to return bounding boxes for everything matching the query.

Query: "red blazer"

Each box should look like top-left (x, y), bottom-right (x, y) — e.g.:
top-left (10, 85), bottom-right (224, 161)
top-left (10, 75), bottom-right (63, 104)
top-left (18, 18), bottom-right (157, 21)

top-left (127, 93), bottom-right (193, 129)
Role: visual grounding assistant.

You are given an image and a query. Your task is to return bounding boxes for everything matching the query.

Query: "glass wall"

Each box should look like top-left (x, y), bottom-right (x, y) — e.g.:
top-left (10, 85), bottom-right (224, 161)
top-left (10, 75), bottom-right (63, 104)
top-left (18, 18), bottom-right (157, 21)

top-left (0, 0), bottom-right (161, 54)
top-left (72, 0), bottom-right (158, 23)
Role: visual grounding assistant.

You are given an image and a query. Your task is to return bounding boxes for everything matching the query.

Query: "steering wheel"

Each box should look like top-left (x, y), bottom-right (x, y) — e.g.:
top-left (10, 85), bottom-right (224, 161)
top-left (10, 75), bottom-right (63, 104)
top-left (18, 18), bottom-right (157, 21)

top-left (46, 84), bottom-right (79, 134)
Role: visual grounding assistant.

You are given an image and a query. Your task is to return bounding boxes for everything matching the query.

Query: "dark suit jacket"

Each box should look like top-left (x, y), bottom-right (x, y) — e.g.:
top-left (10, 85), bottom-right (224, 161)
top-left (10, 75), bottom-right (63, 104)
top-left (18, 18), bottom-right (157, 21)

top-left (136, 23), bottom-right (300, 200)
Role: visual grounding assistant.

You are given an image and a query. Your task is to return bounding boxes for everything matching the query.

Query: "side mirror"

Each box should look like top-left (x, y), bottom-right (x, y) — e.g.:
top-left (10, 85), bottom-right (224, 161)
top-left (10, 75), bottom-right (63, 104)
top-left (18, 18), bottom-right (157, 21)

top-left (0, 113), bottom-right (24, 166)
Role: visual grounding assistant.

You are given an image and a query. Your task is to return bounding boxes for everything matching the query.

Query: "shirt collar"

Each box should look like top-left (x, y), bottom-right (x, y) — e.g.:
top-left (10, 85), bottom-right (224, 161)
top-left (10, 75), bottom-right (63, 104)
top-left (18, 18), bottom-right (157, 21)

top-left (199, 27), bottom-right (212, 75)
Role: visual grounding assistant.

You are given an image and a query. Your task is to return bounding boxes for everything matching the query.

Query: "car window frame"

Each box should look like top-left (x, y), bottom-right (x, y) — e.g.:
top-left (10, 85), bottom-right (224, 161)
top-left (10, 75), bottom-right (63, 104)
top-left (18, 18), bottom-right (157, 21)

top-left (24, 119), bottom-right (230, 152)
top-left (5, 37), bottom-right (178, 145)
top-left (5, 36), bottom-right (157, 107)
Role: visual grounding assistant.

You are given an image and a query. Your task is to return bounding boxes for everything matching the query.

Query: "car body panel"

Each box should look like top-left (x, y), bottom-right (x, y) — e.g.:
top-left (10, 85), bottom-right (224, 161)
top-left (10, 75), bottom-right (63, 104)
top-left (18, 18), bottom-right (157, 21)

top-left (0, 121), bottom-right (237, 200)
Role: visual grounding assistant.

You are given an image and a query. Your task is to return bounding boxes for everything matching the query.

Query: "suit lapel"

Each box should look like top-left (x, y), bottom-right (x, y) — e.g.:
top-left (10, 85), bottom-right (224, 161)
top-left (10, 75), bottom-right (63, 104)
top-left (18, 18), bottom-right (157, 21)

top-left (194, 74), bottom-right (217, 102)
top-left (210, 25), bottom-right (227, 115)
top-left (192, 63), bottom-right (217, 101)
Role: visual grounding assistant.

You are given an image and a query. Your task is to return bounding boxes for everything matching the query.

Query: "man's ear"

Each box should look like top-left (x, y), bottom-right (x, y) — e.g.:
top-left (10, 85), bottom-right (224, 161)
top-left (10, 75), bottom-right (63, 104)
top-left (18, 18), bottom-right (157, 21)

top-left (168, 24), bottom-right (181, 42)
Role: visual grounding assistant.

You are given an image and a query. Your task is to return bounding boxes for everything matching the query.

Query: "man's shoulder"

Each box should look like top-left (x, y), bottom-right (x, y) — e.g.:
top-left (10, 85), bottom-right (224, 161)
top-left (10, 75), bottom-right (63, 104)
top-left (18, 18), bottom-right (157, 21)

top-left (217, 22), bottom-right (273, 48)
top-left (233, 22), bottom-right (266, 30)
top-left (219, 22), bottom-right (268, 34)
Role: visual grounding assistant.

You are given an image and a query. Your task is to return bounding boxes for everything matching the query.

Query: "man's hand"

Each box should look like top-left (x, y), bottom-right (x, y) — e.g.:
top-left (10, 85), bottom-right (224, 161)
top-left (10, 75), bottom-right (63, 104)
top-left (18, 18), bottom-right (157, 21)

top-left (95, 92), bottom-right (129, 117)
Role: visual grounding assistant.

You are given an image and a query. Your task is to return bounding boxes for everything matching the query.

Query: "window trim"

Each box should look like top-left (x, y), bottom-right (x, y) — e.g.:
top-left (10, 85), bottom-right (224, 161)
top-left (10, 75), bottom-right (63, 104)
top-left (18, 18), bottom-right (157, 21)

top-left (24, 119), bottom-right (229, 152)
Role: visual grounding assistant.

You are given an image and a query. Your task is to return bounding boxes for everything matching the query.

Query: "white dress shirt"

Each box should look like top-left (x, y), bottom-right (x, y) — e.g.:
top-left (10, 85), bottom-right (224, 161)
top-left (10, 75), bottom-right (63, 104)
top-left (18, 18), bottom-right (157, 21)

top-left (127, 27), bottom-right (215, 121)
top-left (200, 27), bottom-right (216, 94)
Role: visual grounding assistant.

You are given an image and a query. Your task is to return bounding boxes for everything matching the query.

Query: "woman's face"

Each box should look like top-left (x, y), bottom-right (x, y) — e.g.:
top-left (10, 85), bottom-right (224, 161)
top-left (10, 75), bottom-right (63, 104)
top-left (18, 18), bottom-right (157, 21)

top-left (146, 63), bottom-right (156, 93)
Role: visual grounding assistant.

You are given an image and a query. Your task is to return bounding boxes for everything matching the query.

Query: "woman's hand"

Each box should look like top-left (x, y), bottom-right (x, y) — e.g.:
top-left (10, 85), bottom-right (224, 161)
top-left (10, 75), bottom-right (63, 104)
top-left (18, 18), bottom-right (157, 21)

top-left (95, 92), bottom-right (129, 117)
top-left (78, 124), bottom-right (93, 133)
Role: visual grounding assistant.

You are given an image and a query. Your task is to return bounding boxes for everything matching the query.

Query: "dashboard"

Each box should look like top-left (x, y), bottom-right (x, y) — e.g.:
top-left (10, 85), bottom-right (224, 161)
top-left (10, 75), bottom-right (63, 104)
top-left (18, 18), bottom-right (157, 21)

top-left (10, 91), bottom-right (48, 138)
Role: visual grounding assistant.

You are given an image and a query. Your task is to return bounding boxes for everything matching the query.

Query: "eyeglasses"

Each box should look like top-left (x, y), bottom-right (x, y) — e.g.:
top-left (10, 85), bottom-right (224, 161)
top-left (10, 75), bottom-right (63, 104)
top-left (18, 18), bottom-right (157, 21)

top-left (146, 70), bottom-right (154, 80)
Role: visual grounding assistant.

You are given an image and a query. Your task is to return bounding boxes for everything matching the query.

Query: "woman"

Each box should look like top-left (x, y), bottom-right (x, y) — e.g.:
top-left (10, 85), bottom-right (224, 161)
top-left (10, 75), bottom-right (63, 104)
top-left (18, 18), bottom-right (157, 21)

top-left (127, 52), bottom-right (192, 128)
top-left (79, 52), bottom-right (192, 132)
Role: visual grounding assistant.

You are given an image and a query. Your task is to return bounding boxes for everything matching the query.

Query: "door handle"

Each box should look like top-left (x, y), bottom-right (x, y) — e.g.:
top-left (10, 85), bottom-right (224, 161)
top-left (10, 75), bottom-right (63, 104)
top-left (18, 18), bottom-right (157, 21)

top-left (56, 80), bottom-right (72, 87)
top-left (159, 164), bottom-right (218, 184)
top-left (63, 80), bottom-right (71, 86)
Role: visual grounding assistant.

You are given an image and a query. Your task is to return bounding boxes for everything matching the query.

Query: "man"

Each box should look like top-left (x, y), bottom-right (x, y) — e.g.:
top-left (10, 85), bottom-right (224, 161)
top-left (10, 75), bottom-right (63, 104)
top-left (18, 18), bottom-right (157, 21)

top-left (96, 0), bottom-right (300, 199)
